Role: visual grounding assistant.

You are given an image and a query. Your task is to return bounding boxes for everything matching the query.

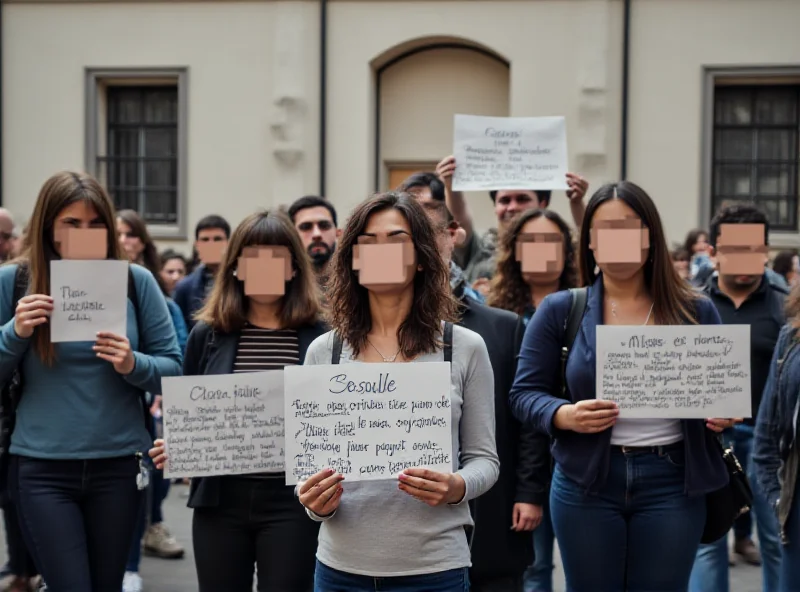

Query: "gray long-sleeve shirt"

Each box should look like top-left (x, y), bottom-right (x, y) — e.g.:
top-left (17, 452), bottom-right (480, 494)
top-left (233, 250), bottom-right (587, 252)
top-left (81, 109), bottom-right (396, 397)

top-left (303, 326), bottom-right (499, 577)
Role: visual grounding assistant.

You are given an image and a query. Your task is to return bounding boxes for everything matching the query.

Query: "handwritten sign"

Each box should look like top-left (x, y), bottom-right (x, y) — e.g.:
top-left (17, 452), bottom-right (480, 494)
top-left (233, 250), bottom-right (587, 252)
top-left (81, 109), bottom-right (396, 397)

top-left (162, 371), bottom-right (285, 479)
top-left (284, 363), bottom-right (453, 485)
top-left (49, 260), bottom-right (128, 342)
top-left (596, 325), bottom-right (752, 419)
top-left (451, 114), bottom-right (569, 192)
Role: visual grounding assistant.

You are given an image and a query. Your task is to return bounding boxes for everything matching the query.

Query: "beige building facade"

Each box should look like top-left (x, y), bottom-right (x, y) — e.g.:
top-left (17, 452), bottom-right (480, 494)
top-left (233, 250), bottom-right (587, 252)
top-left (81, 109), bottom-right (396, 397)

top-left (2, 0), bottom-right (800, 253)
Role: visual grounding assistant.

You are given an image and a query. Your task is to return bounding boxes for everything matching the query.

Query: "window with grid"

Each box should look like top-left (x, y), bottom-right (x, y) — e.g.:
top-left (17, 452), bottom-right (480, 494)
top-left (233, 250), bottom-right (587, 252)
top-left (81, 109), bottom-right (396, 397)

top-left (96, 86), bottom-right (179, 225)
top-left (712, 85), bottom-right (800, 231)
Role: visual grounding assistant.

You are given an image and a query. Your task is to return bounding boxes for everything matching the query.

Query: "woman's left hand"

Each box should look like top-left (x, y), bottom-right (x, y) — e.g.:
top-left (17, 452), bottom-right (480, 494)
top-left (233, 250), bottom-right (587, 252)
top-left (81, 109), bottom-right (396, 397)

top-left (705, 417), bottom-right (742, 432)
top-left (397, 468), bottom-right (466, 506)
top-left (93, 331), bottom-right (135, 375)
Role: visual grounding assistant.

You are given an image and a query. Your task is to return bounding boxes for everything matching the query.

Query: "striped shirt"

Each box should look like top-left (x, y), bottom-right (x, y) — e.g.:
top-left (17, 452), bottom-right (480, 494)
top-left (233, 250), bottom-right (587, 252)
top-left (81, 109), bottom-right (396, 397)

top-left (231, 325), bottom-right (299, 478)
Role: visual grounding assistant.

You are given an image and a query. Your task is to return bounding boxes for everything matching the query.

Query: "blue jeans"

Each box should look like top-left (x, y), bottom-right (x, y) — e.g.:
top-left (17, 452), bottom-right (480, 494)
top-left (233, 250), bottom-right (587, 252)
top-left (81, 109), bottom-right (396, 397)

top-left (314, 560), bottom-right (469, 592)
top-left (550, 444), bottom-right (705, 592)
top-left (689, 424), bottom-right (782, 592)
top-left (523, 496), bottom-right (555, 592)
top-left (13, 455), bottom-right (143, 591)
top-left (782, 476), bottom-right (800, 591)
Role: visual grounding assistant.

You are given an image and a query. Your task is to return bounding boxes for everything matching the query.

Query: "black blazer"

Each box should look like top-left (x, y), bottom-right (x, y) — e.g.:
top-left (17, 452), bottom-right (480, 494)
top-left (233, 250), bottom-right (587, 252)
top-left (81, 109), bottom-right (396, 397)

top-left (459, 296), bottom-right (548, 579)
top-left (183, 319), bottom-right (328, 509)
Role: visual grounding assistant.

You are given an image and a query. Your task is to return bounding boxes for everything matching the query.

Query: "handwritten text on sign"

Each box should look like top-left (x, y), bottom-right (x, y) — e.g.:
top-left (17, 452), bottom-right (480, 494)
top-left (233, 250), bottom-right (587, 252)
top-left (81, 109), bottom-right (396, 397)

top-left (451, 114), bottom-right (569, 192)
top-left (162, 371), bottom-right (285, 479)
top-left (283, 363), bottom-right (453, 485)
top-left (49, 260), bottom-right (128, 342)
top-left (596, 325), bottom-right (751, 419)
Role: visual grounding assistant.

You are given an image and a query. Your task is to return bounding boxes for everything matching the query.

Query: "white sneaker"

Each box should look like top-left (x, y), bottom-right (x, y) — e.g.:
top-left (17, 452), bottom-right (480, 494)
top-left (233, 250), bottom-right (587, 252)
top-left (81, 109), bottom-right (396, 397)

top-left (122, 571), bottom-right (143, 592)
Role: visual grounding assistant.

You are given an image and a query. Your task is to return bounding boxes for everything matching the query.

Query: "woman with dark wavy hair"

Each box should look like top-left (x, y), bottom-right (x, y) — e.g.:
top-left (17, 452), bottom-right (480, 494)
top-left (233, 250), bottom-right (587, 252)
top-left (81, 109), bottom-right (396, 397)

top-left (298, 192), bottom-right (499, 592)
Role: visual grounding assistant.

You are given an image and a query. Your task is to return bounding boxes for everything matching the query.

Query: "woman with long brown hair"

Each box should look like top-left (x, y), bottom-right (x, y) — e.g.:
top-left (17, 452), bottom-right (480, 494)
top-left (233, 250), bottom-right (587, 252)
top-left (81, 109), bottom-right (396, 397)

top-left (297, 192), bottom-right (499, 591)
top-left (0, 171), bottom-right (181, 591)
top-left (509, 181), bottom-right (738, 591)
top-left (150, 209), bottom-right (325, 591)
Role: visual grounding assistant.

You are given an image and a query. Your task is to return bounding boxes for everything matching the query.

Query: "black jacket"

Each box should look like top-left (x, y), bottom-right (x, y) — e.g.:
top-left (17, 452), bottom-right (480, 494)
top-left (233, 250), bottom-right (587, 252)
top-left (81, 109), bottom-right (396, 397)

top-left (457, 293), bottom-right (549, 579)
top-left (184, 319), bottom-right (328, 509)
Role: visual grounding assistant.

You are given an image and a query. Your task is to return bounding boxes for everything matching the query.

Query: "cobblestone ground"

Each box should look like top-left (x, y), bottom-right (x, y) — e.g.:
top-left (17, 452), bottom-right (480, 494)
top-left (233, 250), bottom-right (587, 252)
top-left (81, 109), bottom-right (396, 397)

top-left (0, 484), bottom-right (765, 591)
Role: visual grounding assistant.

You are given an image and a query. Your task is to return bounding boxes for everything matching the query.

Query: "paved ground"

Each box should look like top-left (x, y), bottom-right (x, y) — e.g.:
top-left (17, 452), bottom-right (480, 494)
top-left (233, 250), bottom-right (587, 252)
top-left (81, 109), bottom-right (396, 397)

top-left (0, 483), bottom-right (765, 591)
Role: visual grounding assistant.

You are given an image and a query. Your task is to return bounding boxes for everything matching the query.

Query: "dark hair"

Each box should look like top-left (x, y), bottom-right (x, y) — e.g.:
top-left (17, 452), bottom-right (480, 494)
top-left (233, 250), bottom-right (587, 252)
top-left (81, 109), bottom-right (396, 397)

top-left (195, 214), bottom-right (231, 240)
top-left (117, 209), bottom-right (168, 295)
top-left (579, 181), bottom-right (699, 325)
top-left (326, 191), bottom-right (458, 359)
top-left (708, 203), bottom-right (769, 248)
top-left (489, 189), bottom-right (552, 207)
top-left (487, 208), bottom-right (578, 315)
top-left (160, 248), bottom-right (187, 269)
top-left (671, 248), bottom-right (690, 262)
top-left (398, 172), bottom-right (446, 202)
top-left (773, 250), bottom-right (797, 278)
top-left (287, 196), bottom-right (338, 227)
top-left (419, 199), bottom-right (456, 230)
top-left (195, 209), bottom-right (320, 332)
top-left (682, 228), bottom-right (708, 254)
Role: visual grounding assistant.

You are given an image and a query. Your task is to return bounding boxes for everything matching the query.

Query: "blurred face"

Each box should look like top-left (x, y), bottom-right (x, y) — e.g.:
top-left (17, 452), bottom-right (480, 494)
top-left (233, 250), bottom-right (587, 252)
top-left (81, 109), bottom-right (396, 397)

top-left (117, 219), bottom-right (144, 263)
top-left (407, 186), bottom-right (433, 203)
top-left (714, 223), bottom-right (767, 291)
top-left (494, 190), bottom-right (543, 229)
top-left (53, 201), bottom-right (108, 260)
top-left (673, 258), bottom-right (689, 279)
top-left (160, 257), bottom-right (186, 293)
top-left (516, 216), bottom-right (565, 287)
top-left (195, 227), bottom-right (228, 266)
top-left (0, 214), bottom-right (13, 260)
top-left (236, 245), bottom-right (294, 305)
top-left (424, 211), bottom-right (458, 265)
top-left (588, 199), bottom-right (650, 281)
top-left (293, 206), bottom-right (339, 270)
top-left (693, 233), bottom-right (710, 254)
top-left (353, 209), bottom-right (417, 295)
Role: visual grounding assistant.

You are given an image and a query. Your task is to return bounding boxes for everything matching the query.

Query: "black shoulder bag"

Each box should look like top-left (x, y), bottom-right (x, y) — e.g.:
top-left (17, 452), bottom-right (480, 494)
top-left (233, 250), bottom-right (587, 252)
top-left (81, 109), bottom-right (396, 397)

top-left (561, 288), bottom-right (588, 398)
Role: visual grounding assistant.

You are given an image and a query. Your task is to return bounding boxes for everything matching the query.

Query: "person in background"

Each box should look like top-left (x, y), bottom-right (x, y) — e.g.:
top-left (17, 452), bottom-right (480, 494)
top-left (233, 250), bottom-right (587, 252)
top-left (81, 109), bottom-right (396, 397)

top-left (672, 247), bottom-right (691, 280)
top-left (299, 192), bottom-right (499, 592)
top-left (151, 209), bottom-right (326, 591)
top-left (160, 249), bottom-right (188, 295)
top-left (434, 155), bottom-right (589, 286)
top-left (772, 250), bottom-right (799, 288)
top-left (287, 196), bottom-right (340, 305)
top-left (690, 204), bottom-right (785, 592)
top-left (399, 172), bottom-right (484, 304)
top-left (510, 181), bottom-right (736, 591)
top-left (116, 210), bottom-right (187, 592)
top-left (421, 199), bottom-right (543, 592)
top-left (174, 215), bottom-right (231, 331)
top-left (487, 207), bottom-right (579, 592)
top-left (754, 289), bottom-right (800, 590)
top-left (0, 171), bottom-right (181, 591)
top-left (683, 228), bottom-right (712, 281)
top-left (0, 209), bottom-right (15, 262)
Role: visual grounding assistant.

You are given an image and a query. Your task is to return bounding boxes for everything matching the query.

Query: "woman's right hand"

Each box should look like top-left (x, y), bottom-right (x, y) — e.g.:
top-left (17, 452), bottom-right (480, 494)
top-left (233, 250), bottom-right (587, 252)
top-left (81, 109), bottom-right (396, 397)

top-left (14, 294), bottom-right (53, 338)
top-left (298, 468), bottom-right (345, 517)
top-left (150, 438), bottom-right (167, 470)
top-left (554, 400), bottom-right (619, 433)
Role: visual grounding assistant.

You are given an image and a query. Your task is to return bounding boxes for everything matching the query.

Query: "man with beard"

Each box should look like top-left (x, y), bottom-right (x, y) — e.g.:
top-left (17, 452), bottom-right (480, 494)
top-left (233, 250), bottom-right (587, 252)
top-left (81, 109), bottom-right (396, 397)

top-left (288, 196), bottom-right (341, 301)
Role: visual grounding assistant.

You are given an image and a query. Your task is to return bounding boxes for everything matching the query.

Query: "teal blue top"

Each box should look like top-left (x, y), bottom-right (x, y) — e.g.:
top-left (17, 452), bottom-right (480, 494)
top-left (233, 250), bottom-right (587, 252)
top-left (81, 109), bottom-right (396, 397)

top-left (0, 262), bottom-right (183, 460)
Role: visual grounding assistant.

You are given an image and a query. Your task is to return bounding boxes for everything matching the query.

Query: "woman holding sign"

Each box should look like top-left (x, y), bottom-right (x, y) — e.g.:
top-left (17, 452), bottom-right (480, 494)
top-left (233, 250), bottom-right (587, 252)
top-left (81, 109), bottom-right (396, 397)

top-left (298, 192), bottom-right (499, 591)
top-left (0, 171), bottom-right (182, 591)
top-left (151, 209), bottom-right (326, 592)
top-left (509, 181), bottom-right (738, 591)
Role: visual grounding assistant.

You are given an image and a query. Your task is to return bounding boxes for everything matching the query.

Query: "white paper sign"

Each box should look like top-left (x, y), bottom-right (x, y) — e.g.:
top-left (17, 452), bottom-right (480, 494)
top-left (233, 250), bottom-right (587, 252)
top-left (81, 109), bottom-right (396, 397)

top-left (162, 371), bottom-right (285, 479)
top-left (284, 363), bottom-right (453, 485)
top-left (49, 260), bottom-right (129, 342)
top-left (451, 114), bottom-right (569, 192)
top-left (596, 325), bottom-right (752, 419)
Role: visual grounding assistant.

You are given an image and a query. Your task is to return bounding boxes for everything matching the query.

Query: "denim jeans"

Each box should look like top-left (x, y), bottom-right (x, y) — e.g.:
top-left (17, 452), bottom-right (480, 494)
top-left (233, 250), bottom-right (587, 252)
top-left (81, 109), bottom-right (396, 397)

top-left (2, 502), bottom-right (37, 578)
top-left (689, 424), bottom-right (782, 592)
top-left (523, 496), bottom-right (555, 592)
top-left (782, 477), bottom-right (800, 591)
top-left (314, 560), bottom-right (470, 592)
top-left (13, 455), bottom-right (143, 591)
top-left (550, 444), bottom-right (705, 592)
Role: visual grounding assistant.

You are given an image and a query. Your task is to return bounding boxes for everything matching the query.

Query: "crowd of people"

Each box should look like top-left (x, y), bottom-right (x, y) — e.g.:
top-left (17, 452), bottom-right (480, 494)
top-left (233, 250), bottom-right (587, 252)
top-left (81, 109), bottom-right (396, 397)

top-left (0, 155), bottom-right (798, 592)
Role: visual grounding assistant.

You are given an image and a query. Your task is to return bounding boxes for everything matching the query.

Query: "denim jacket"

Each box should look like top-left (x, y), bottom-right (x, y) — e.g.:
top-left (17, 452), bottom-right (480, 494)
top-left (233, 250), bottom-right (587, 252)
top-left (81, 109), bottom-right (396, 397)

top-left (753, 324), bottom-right (800, 544)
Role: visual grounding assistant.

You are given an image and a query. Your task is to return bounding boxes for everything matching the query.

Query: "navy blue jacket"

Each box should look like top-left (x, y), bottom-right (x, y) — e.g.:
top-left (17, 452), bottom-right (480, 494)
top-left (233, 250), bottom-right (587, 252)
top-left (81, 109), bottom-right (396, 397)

top-left (173, 264), bottom-right (210, 332)
top-left (509, 277), bottom-right (729, 497)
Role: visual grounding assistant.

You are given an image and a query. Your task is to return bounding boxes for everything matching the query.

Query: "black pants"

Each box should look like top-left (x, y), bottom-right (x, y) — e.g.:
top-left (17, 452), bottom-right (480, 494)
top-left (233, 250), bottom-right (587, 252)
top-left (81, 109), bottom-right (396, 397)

top-left (470, 574), bottom-right (523, 592)
top-left (13, 455), bottom-right (143, 592)
top-left (192, 477), bottom-right (320, 592)
top-left (2, 502), bottom-right (37, 578)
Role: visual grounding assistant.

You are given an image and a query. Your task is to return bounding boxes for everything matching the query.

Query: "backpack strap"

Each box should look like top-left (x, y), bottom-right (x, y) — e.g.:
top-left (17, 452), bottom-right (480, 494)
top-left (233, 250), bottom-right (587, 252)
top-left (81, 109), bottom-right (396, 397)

top-left (331, 332), bottom-right (343, 365)
top-left (12, 265), bottom-right (29, 306)
top-left (443, 322), bottom-right (453, 364)
top-left (126, 267), bottom-right (155, 437)
top-left (561, 288), bottom-right (588, 398)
